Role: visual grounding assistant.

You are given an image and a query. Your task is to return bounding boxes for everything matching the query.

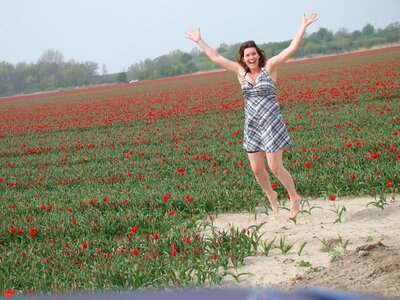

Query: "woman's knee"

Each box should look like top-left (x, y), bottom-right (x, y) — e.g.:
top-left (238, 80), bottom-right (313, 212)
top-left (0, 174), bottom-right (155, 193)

top-left (269, 163), bottom-right (282, 176)
top-left (266, 151), bottom-right (284, 176)
top-left (251, 163), bottom-right (266, 177)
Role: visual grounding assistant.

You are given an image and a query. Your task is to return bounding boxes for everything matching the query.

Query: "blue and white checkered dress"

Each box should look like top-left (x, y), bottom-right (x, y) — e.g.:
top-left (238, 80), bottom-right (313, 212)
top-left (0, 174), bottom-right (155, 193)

top-left (241, 67), bottom-right (291, 153)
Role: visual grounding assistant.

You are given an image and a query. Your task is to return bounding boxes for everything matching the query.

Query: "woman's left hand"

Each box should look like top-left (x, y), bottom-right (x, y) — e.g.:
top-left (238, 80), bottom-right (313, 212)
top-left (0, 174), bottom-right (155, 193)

top-left (303, 13), bottom-right (318, 27)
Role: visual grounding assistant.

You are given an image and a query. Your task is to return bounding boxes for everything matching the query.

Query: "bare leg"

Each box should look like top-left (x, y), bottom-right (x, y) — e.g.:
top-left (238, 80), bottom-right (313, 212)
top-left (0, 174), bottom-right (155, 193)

top-left (266, 150), bottom-right (301, 218)
top-left (248, 152), bottom-right (279, 214)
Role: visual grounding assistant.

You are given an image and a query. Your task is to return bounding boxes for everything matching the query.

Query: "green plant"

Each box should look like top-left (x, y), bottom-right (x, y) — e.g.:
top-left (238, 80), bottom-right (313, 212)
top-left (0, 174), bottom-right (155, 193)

top-left (278, 236), bottom-right (293, 255)
top-left (319, 238), bottom-right (336, 253)
top-left (330, 205), bottom-right (347, 223)
top-left (261, 237), bottom-right (276, 256)
top-left (298, 260), bottom-right (312, 267)
top-left (367, 194), bottom-right (389, 210)
top-left (365, 236), bottom-right (374, 242)
top-left (297, 242), bottom-right (308, 256)
top-left (300, 199), bottom-right (321, 215)
top-left (330, 250), bottom-right (342, 262)
top-left (337, 234), bottom-right (349, 251)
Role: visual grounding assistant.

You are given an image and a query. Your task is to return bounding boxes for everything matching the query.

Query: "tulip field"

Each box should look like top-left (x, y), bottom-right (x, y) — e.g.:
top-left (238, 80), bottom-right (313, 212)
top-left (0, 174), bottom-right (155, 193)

top-left (0, 47), bottom-right (399, 296)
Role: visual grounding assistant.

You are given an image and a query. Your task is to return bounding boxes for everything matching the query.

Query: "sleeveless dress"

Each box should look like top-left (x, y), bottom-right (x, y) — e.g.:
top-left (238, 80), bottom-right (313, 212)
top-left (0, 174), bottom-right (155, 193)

top-left (241, 67), bottom-right (291, 153)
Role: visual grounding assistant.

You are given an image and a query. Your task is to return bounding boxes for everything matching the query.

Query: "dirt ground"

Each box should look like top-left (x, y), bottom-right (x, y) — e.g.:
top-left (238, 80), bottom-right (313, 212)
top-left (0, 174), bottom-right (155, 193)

top-left (211, 194), bottom-right (400, 299)
top-left (282, 241), bottom-right (400, 298)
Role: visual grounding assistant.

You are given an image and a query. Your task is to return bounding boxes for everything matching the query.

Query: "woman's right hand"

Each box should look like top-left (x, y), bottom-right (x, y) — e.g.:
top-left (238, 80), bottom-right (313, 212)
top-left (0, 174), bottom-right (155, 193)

top-left (185, 27), bottom-right (201, 43)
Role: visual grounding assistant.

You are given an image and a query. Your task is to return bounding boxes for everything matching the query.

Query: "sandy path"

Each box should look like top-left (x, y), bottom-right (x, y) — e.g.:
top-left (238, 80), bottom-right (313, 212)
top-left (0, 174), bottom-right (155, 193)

top-left (210, 194), bottom-right (400, 298)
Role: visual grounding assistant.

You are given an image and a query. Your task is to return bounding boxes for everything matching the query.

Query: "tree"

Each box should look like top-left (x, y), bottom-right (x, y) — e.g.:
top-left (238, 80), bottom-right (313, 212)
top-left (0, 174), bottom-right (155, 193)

top-left (180, 53), bottom-right (192, 64)
top-left (308, 28), bottom-right (333, 43)
top-left (117, 72), bottom-right (127, 83)
top-left (362, 24), bottom-right (375, 35)
top-left (38, 49), bottom-right (64, 65)
top-left (217, 43), bottom-right (228, 53)
top-left (0, 62), bottom-right (15, 96)
top-left (351, 30), bottom-right (362, 39)
top-left (335, 27), bottom-right (349, 38)
top-left (102, 64), bottom-right (108, 75)
top-left (83, 61), bottom-right (98, 79)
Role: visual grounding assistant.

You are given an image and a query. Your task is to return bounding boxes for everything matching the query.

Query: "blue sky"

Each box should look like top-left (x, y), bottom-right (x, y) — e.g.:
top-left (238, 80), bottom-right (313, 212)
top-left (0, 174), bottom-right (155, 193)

top-left (1, 0), bottom-right (399, 73)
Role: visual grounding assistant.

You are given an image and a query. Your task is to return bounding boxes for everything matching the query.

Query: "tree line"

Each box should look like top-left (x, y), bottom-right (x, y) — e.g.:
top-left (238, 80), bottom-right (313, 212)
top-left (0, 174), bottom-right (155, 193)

top-left (1, 22), bottom-right (399, 97)
top-left (0, 49), bottom-right (104, 97)
top-left (127, 22), bottom-right (400, 81)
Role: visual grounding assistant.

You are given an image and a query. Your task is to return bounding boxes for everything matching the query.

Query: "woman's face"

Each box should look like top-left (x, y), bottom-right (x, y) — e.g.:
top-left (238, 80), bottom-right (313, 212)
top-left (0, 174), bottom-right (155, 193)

top-left (243, 47), bottom-right (260, 69)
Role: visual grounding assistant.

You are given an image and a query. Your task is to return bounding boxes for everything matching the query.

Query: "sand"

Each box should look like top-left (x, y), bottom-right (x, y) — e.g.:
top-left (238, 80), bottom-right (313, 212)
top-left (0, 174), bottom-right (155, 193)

top-left (210, 194), bottom-right (400, 298)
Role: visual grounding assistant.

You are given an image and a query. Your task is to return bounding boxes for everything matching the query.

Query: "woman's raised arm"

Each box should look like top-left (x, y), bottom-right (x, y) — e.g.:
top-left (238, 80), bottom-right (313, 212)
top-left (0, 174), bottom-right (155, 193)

top-left (267, 13), bottom-right (318, 70)
top-left (186, 27), bottom-right (241, 74)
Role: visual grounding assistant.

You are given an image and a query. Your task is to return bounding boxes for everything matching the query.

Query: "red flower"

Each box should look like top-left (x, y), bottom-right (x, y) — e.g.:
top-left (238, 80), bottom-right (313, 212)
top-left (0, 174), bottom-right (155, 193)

top-left (330, 195), bottom-right (336, 201)
top-left (132, 249), bottom-right (140, 256)
top-left (29, 228), bottom-right (36, 237)
top-left (171, 249), bottom-right (177, 256)
top-left (371, 153), bottom-right (380, 159)
top-left (305, 162), bottom-right (311, 168)
top-left (163, 194), bottom-right (171, 201)
top-left (4, 289), bottom-right (15, 297)
top-left (350, 174), bottom-right (356, 181)
top-left (131, 226), bottom-right (138, 233)
top-left (386, 181), bottom-right (394, 187)
top-left (185, 195), bottom-right (193, 202)
top-left (82, 243), bottom-right (88, 249)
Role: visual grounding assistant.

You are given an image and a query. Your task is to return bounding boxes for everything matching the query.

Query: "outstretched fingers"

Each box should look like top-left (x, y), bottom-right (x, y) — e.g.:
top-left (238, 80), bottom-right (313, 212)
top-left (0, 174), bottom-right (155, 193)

top-left (303, 12), bottom-right (318, 26)
top-left (185, 27), bottom-right (201, 42)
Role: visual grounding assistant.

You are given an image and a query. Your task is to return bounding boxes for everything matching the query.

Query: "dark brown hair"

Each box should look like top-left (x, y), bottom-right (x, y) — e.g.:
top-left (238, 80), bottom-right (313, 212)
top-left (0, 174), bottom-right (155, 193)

top-left (237, 40), bottom-right (266, 72)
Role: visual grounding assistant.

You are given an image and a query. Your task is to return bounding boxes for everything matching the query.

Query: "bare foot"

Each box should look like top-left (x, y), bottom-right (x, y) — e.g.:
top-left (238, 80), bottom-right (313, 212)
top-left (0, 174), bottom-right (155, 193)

top-left (268, 191), bottom-right (279, 215)
top-left (289, 195), bottom-right (301, 219)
